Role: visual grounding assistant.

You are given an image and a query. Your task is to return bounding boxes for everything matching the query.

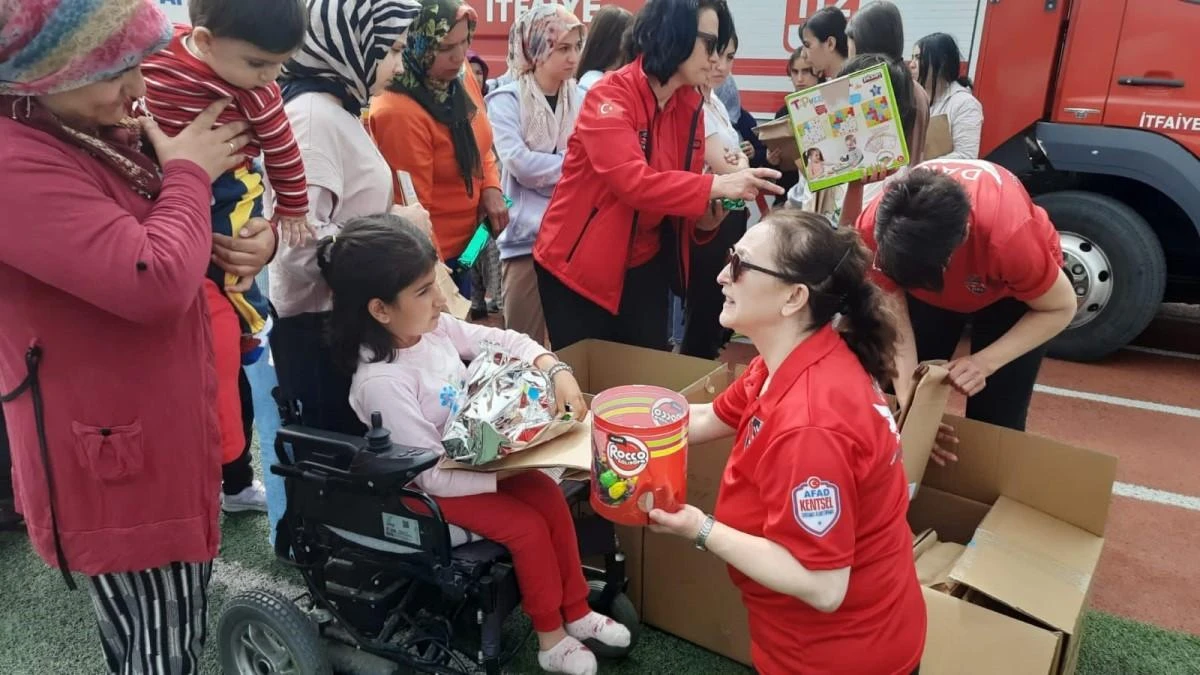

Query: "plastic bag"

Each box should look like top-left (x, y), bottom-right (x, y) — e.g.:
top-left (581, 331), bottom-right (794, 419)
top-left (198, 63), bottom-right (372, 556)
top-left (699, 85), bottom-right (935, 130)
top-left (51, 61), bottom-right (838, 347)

top-left (442, 342), bottom-right (570, 465)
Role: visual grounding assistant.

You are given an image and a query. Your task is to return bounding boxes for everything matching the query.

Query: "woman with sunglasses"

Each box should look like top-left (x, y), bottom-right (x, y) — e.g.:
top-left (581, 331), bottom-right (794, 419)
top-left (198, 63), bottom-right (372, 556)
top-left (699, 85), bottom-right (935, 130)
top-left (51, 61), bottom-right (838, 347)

top-left (648, 208), bottom-right (926, 675)
top-left (532, 0), bottom-right (782, 351)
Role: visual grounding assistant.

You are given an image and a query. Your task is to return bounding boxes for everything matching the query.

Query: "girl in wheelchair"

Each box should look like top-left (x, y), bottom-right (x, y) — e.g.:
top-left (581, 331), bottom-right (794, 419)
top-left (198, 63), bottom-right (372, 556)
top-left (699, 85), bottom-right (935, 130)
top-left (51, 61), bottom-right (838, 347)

top-left (318, 213), bottom-right (630, 675)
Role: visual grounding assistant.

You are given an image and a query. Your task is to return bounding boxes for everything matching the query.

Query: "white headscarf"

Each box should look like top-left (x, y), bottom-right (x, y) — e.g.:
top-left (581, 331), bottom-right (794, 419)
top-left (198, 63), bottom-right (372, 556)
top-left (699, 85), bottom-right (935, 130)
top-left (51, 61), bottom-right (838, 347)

top-left (505, 5), bottom-right (584, 153)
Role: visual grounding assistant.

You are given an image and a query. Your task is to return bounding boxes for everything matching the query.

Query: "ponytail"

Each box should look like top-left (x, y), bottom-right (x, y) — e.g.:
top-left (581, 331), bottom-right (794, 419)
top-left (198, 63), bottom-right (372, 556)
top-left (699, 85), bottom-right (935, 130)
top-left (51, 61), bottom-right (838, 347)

top-left (840, 278), bottom-right (899, 386)
top-left (766, 208), bottom-right (900, 387)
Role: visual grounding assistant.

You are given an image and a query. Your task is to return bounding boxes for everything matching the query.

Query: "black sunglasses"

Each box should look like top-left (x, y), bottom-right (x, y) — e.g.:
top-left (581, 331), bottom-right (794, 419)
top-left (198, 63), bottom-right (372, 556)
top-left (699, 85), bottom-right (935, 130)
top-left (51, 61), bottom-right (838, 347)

top-left (726, 249), bottom-right (801, 283)
top-left (697, 30), bottom-right (720, 56)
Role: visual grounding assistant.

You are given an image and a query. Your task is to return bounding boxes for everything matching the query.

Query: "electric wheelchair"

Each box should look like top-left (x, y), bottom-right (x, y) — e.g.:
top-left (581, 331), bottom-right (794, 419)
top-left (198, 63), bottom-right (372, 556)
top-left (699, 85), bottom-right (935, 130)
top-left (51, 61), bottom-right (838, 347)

top-left (216, 412), bottom-right (640, 675)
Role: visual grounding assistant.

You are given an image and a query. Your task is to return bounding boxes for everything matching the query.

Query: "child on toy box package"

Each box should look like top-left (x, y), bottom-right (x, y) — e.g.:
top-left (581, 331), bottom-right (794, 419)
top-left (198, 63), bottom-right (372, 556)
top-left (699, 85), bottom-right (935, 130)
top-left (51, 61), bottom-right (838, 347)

top-left (322, 213), bottom-right (630, 675)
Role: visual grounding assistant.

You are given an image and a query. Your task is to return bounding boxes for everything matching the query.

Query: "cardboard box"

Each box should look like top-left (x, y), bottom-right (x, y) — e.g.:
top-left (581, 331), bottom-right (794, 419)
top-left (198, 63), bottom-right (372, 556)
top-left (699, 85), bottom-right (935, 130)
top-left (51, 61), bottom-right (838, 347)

top-left (753, 116), bottom-right (800, 167)
top-left (910, 414), bottom-right (1118, 675)
top-left (555, 340), bottom-right (728, 614)
top-left (641, 364), bottom-right (952, 666)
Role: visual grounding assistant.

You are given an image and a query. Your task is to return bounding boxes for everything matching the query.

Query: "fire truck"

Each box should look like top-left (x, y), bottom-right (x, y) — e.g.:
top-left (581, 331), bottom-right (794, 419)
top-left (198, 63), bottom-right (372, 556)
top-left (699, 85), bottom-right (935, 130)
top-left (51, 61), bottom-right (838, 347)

top-left (159, 0), bottom-right (1200, 362)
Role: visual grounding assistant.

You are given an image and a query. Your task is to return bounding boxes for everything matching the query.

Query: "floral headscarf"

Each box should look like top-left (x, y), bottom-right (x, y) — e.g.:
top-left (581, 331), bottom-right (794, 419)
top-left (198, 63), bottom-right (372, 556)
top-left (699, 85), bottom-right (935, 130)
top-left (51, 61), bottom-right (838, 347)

top-left (1, 0), bottom-right (172, 198)
top-left (391, 0), bottom-right (483, 196)
top-left (505, 5), bottom-right (583, 155)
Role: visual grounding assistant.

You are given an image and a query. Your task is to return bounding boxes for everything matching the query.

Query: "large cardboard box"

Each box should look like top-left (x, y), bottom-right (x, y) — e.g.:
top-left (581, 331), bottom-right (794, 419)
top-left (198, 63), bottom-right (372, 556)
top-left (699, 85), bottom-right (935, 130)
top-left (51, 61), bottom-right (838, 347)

top-left (910, 414), bottom-right (1118, 675)
top-left (641, 364), bottom-right (953, 665)
top-left (556, 340), bottom-right (728, 613)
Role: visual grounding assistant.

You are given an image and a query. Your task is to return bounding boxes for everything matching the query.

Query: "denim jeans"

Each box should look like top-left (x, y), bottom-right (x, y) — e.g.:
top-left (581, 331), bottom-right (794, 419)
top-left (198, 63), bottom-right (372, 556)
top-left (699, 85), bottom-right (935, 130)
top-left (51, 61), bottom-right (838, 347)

top-left (246, 269), bottom-right (285, 544)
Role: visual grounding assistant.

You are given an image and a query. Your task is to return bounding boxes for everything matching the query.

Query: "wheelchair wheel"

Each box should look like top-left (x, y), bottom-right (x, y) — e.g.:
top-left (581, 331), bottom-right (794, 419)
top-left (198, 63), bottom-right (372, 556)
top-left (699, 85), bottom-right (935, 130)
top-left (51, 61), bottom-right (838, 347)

top-left (218, 589), bottom-right (332, 675)
top-left (585, 579), bottom-right (641, 659)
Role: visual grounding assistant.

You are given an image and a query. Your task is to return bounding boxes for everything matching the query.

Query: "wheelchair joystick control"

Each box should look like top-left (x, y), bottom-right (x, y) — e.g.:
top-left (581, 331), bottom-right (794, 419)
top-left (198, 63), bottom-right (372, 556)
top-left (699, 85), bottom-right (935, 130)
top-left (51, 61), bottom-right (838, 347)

top-left (365, 411), bottom-right (392, 453)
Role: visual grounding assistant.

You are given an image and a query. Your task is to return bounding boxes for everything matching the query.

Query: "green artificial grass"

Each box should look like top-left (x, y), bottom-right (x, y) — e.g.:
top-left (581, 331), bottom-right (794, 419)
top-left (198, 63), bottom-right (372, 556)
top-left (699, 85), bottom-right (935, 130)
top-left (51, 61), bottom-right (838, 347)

top-left (2, 445), bottom-right (1198, 674)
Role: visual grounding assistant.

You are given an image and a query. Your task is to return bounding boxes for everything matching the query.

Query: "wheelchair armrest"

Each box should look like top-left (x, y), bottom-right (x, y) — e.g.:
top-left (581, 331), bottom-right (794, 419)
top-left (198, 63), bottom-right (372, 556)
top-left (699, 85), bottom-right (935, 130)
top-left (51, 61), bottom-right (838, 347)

top-left (347, 445), bottom-right (441, 491)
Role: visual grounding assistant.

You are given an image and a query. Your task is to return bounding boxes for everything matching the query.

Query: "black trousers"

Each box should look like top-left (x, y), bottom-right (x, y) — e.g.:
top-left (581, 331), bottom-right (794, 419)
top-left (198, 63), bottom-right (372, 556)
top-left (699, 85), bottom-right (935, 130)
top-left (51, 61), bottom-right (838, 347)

top-left (271, 311), bottom-right (364, 436)
top-left (221, 368), bottom-right (255, 495)
top-left (680, 209), bottom-right (749, 359)
top-left (536, 252), bottom-right (671, 352)
top-left (907, 294), bottom-right (1047, 431)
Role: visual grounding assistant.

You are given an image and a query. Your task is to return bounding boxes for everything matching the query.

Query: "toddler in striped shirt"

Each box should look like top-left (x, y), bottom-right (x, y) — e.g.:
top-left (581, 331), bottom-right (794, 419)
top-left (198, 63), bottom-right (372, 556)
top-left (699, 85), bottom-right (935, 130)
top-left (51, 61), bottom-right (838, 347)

top-left (142, 0), bottom-right (311, 484)
top-left (143, 0), bottom-right (311, 348)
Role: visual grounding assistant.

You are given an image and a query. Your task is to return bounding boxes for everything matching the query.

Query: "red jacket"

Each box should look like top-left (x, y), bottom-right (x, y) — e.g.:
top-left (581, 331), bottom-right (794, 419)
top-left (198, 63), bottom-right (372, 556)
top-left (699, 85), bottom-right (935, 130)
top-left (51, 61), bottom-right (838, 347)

top-left (533, 58), bottom-right (716, 314)
top-left (0, 119), bottom-right (222, 576)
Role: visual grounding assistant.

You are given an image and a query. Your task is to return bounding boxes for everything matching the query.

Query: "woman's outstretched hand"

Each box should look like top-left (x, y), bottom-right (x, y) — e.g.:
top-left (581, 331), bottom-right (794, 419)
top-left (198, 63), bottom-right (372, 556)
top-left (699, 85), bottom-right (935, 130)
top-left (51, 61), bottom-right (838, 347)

top-left (141, 99), bottom-right (250, 181)
top-left (712, 167), bottom-right (784, 201)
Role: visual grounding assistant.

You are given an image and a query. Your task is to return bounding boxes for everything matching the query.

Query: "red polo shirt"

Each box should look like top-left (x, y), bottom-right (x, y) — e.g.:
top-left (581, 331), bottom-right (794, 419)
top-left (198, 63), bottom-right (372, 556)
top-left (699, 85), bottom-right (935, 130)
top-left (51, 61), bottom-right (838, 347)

top-left (712, 326), bottom-right (925, 675)
top-left (857, 159), bottom-right (1063, 313)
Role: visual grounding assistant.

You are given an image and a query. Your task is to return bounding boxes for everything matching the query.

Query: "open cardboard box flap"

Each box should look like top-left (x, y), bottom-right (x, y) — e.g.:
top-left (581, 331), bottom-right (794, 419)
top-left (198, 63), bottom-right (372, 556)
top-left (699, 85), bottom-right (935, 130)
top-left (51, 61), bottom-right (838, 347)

top-left (922, 587), bottom-right (1060, 674)
top-left (897, 362), bottom-right (952, 497)
top-left (948, 496), bottom-right (1104, 634)
top-left (911, 414), bottom-right (1117, 675)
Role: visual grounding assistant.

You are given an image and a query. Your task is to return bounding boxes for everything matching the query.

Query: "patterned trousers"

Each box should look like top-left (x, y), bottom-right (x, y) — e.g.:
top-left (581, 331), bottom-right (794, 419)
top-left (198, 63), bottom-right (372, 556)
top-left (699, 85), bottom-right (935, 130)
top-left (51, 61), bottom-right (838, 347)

top-left (87, 561), bottom-right (213, 674)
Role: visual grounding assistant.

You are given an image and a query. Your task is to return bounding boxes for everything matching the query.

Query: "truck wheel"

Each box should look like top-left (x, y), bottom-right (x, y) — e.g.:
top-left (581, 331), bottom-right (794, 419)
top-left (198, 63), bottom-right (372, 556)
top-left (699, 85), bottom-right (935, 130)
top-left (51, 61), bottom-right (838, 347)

top-left (1034, 191), bottom-right (1166, 362)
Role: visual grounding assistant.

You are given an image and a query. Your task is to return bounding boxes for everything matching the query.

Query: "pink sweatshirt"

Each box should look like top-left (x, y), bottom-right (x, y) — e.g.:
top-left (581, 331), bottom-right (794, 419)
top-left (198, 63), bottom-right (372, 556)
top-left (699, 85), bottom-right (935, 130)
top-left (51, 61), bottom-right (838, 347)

top-left (349, 315), bottom-right (551, 498)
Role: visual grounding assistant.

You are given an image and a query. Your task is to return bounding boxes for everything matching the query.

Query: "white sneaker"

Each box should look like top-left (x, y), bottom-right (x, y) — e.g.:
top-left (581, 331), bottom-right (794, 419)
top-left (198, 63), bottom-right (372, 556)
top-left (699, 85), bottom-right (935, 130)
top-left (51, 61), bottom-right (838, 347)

top-left (222, 480), bottom-right (268, 513)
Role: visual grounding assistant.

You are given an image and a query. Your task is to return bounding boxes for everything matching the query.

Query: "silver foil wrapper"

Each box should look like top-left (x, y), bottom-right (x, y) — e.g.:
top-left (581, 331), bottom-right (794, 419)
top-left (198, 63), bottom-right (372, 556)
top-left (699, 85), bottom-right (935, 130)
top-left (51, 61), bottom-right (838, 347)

top-left (442, 342), bottom-right (561, 465)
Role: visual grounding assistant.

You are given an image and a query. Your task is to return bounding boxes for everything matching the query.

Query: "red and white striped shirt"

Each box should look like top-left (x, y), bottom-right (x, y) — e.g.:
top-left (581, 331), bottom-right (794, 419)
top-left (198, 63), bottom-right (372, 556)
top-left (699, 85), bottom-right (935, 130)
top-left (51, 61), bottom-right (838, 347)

top-left (142, 26), bottom-right (308, 218)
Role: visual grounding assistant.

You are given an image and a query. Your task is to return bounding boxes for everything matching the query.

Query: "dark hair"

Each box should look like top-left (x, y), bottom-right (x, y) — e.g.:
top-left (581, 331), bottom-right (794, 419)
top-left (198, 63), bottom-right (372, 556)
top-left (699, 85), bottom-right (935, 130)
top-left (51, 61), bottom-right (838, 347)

top-left (802, 7), bottom-right (849, 58)
top-left (767, 209), bottom-right (899, 386)
top-left (845, 0), bottom-right (904, 62)
top-left (786, 47), bottom-right (805, 75)
top-left (839, 53), bottom-right (915, 143)
top-left (467, 52), bottom-right (490, 95)
top-left (189, 0), bottom-right (307, 54)
top-left (916, 32), bottom-right (972, 100)
top-left (620, 20), bottom-right (639, 66)
top-left (318, 214), bottom-right (439, 373)
top-left (635, 0), bottom-right (734, 83)
top-left (873, 168), bottom-right (972, 292)
top-left (577, 5), bottom-right (636, 78)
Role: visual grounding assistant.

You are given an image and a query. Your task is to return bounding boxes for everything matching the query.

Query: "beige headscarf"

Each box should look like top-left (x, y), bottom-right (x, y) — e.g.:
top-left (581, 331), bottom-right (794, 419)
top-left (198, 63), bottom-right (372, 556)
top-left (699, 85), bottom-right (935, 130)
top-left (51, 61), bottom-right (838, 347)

top-left (505, 5), bottom-right (583, 153)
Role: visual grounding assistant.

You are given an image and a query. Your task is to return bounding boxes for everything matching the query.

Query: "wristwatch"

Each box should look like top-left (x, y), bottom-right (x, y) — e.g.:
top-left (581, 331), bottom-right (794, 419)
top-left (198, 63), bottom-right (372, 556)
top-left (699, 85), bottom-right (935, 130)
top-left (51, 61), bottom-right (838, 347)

top-left (694, 514), bottom-right (717, 552)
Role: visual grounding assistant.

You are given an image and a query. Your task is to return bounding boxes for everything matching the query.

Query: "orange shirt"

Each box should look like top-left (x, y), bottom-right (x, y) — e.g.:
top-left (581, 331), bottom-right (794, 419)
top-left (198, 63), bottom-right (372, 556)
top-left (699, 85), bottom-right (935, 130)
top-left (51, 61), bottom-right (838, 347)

top-left (369, 73), bottom-right (501, 259)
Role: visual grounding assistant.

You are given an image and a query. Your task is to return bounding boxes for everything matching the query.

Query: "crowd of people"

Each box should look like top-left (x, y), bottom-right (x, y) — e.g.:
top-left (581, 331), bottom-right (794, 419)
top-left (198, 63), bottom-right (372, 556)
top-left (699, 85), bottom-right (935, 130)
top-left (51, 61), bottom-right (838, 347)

top-left (0, 0), bottom-right (1075, 673)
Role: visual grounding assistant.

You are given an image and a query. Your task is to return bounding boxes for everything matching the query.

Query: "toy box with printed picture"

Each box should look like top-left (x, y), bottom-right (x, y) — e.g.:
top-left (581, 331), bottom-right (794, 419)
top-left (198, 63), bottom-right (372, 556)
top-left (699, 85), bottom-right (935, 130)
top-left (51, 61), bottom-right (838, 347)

top-left (784, 62), bottom-right (911, 192)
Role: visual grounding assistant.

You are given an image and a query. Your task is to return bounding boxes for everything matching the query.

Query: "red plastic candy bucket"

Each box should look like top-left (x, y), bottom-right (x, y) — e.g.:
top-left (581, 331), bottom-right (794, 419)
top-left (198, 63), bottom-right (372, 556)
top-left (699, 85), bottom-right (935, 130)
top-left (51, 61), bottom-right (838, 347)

top-left (590, 385), bottom-right (689, 526)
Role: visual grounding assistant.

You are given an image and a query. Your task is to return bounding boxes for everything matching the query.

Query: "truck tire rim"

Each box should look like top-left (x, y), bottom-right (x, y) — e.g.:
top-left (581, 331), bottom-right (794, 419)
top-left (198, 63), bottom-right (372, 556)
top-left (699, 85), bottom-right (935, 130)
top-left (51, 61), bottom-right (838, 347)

top-left (231, 621), bottom-right (301, 675)
top-left (1059, 231), bottom-right (1113, 330)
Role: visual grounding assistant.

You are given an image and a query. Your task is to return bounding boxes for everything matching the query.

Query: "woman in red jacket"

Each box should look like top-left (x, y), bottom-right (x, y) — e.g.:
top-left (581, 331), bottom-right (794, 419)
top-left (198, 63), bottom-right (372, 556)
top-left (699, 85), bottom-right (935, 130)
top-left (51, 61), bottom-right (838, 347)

top-left (0, 0), bottom-right (274, 671)
top-left (650, 210), bottom-right (926, 675)
top-left (533, 0), bottom-right (782, 351)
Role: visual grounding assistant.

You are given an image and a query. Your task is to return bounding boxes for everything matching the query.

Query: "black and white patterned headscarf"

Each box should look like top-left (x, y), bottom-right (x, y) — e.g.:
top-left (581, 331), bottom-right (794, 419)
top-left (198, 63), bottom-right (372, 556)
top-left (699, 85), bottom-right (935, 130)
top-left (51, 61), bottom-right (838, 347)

top-left (280, 0), bottom-right (421, 116)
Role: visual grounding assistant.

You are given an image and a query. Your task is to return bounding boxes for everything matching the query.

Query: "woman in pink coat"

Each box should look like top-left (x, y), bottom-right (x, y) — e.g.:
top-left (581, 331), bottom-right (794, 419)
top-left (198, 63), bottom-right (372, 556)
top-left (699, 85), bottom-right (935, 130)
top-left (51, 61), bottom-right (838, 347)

top-left (0, 0), bottom-right (274, 671)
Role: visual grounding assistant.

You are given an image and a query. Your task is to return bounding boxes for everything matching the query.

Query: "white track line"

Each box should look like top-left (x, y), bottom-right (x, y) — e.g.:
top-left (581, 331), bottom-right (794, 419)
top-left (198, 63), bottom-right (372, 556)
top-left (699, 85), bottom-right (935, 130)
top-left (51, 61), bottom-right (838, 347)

top-left (1123, 345), bottom-right (1200, 362)
top-left (1033, 384), bottom-right (1200, 419)
top-left (1113, 482), bottom-right (1200, 512)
